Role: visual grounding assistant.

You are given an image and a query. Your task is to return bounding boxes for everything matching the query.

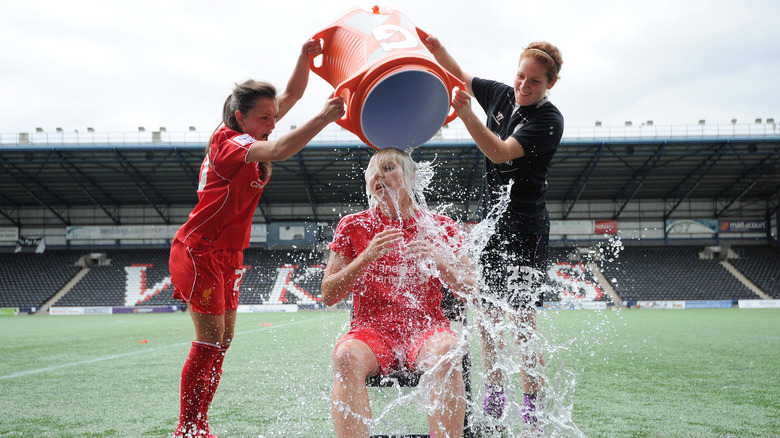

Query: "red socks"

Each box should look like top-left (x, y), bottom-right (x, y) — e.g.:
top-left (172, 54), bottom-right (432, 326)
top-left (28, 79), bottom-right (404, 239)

top-left (202, 345), bottom-right (229, 432)
top-left (176, 341), bottom-right (222, 437)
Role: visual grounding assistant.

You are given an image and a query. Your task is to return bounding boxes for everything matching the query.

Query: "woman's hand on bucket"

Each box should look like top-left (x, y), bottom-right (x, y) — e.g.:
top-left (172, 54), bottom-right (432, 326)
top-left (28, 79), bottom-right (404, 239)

top-left (321, 96), bottom-right (346, 123)
top-left (422, 34), bottom-right (442, 54)
top-left (301, 38), bottom-right (323, 57)
top-left (451, 88), bottom-right (473, 119)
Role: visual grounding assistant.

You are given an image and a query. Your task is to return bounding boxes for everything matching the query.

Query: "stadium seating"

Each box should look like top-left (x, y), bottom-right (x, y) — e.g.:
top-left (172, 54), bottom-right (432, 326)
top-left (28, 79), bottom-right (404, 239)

top-left (53, 248), bottom-right (177, 308)
top-left (0, 250), bottom-right (83, 310)
top-left (730, 245), bottom-right (780, 299)
top-left (241, 248), bottom-right (326, 307)
top-left (599, 245), bottom-right (757, 304)
top-left (50, 247), bottom-right (327, 309)
top-left (544, 247), bottom-right (610, 302)
top-left (1, 243), bottom-right (776, 311)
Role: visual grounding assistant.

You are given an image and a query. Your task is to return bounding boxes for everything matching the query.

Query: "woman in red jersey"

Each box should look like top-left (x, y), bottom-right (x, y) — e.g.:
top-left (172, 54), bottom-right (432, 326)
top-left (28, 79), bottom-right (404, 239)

top-left (169, 39), bottom-right (344, 438)
top-left (322, 148), bottom-right (475, 438)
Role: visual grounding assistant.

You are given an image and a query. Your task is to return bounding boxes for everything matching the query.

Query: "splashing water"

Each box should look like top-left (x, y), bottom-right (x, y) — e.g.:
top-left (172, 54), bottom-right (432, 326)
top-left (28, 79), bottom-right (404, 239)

top-left (306, 155), bottom-right (624, 438)
top-left (383, 156), bottom-right (625, 437)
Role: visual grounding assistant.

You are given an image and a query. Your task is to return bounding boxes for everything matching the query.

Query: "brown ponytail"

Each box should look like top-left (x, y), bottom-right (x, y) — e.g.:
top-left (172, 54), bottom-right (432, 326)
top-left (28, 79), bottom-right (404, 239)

top-left (206, 79), bottom-right (277, 156)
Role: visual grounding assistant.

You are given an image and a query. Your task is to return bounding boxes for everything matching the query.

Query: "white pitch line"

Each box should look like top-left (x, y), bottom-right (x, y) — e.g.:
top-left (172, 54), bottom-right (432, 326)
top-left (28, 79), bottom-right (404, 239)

top-left (0, 343), bottom-right (186, 380)
top-left (0, 315), bottom-right (334, 380)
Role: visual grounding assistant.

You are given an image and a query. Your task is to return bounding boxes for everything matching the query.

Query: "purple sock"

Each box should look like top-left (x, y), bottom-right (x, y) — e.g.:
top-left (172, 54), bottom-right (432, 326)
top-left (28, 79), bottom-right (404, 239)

top-left (483, 385), bottom-right (505, 419)
top-left (522, 393), bottom-right (541, 426)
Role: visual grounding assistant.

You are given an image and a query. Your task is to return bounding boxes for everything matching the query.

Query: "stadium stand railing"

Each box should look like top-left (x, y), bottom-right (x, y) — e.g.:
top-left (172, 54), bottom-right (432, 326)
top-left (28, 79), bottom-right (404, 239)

top-left (2, 121), bottom-right (778, 146)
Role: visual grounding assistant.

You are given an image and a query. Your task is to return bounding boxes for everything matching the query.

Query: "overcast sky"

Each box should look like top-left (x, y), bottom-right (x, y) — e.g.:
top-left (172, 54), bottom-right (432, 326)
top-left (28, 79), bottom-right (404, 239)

top-left (1, 0), bottom-right (778, 135)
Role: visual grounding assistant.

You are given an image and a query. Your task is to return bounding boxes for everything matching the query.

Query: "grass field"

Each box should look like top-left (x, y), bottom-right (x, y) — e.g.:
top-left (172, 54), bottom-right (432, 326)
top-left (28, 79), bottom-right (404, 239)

top-left (1, 308), bottom-right (778, 438)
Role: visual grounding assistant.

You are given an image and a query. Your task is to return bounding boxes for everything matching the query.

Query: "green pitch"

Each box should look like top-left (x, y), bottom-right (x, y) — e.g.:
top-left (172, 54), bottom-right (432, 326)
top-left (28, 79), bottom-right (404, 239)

top-left (0, 308), bottom-right (778, 437)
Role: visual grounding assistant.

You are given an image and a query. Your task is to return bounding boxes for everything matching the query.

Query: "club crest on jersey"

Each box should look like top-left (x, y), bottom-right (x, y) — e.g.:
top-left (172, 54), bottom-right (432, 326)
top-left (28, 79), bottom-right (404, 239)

top-left (201, 287), bottom-right (213, 306)
top-left (233, 134), bottom-right (255, 146)
top-left (492, 112), bottom-right (505, 125)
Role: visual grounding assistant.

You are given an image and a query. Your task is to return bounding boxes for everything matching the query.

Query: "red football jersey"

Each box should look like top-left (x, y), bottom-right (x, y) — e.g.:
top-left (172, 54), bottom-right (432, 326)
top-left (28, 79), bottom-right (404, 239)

top-left (329, 207), bottom-right (463, 333)
top-left (174, 126), bottom-right (270, 251)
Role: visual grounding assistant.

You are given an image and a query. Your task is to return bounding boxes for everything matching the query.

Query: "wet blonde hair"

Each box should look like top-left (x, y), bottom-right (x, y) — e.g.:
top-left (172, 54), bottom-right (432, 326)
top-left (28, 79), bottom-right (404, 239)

top-left (365, 148), bottom-right (417, 208)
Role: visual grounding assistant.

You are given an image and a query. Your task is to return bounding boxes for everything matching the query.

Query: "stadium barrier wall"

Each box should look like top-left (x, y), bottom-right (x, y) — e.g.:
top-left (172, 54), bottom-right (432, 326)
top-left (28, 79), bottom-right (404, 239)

top-left (32, 300), bottom-right (780, 316)
top-left (635, 300), bottom-right (734, 309)
top-left (738, 299), bottom-right (780, 309)
top-left (46, 305), bottom-right (302, 315)
top-left (236, 304), bottom-right (299, 313)
top-left (542, 301), bottom-right (609, 310)
top-left (49, 306), bottom-right (178, 315)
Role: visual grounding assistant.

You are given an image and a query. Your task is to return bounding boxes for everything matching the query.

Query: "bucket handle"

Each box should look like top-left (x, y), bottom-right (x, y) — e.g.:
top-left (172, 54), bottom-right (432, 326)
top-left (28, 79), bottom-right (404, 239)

top-left (309, 23), bottom-right (367, 137)
top-left (308, 27), bottom-right (336, 81)
top-left (443, 74), bottom-right (465, 126)
top-left (414, 27), bottom-right (433, 50)
top-left (332, 73), bottom-right (365, 134)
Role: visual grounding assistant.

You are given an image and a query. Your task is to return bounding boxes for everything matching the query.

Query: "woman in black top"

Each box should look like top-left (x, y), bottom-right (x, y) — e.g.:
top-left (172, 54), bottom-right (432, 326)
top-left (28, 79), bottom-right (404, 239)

top-left (425, 36), bottom-right (563, 430)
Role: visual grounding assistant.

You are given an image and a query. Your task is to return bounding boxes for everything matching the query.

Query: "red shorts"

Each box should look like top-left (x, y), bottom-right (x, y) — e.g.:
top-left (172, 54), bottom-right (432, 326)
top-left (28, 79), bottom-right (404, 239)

top-left (335, 324), bottom-right (453, 376)
top-left (169, 240), bottom-right (243, 315)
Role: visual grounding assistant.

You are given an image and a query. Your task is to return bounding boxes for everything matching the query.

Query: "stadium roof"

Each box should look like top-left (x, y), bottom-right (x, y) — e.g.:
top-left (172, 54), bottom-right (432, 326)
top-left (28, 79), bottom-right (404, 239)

top-left (1, 126), bottom-right (779, 227)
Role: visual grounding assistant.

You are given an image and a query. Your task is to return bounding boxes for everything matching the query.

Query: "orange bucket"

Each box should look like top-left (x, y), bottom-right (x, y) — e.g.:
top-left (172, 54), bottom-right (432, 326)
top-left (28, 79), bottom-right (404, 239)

top-left (309, 6), bottom-right (464, 150)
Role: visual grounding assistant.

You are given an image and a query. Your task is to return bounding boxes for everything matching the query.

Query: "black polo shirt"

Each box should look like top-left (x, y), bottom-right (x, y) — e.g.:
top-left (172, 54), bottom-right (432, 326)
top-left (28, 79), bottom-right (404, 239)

top-left (472, 77), bottom-right (563, 234)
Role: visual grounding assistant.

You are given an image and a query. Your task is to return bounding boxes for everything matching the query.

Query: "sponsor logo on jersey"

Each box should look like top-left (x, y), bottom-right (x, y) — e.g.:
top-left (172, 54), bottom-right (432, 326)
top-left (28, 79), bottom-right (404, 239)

top-left (250, 180), bottom-right (266, 189)
top-left (233, 134), bottom-right (255, 146)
